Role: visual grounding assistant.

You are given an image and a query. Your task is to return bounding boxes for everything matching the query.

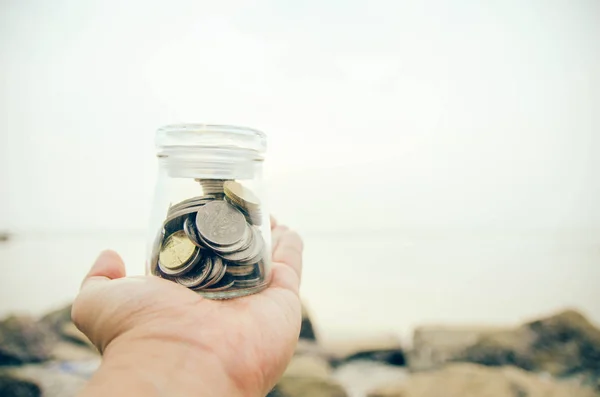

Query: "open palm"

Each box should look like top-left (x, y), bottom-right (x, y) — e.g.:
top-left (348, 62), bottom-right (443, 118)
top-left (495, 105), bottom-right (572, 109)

top-left (72, 219), bottom-right (303, 396)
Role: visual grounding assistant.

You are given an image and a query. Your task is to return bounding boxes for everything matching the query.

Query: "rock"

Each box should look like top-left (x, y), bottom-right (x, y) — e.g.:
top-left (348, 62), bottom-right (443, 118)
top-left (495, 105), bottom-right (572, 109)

top-left (300, 304), bottom-right (317, 341)
top-left (284, 355), bottom-right (332, 379)
top-left (459, 310), bottom-right (600, 380)
top-left (409, 309), bottom-right (600, 384)
top-left (2, 364), bottom-right (88, 397)
top-left (409, 324), bottom-right (509, 371)
top-left (343, 349), bottom-right (405, 366)
top-left (60, 323), bottom-right (94, 348)
top-left (51, 341), bottom-right (98, 362)
top-left (334, 360), bottom-right (408, 397)
top-left (271, 377), bottom-right (348, 397)
top-left (39, 305), bottom-right (72, 334)
top-left (0, 316), bottom-right (56, 365)
top-left (39, 304), bottom-right (96, 350)
top-left (0, 232), bottom-right (11, 243)
top-left (295, 340), bottom-right (330, 358)
top-left (0, 372), bottom-right (41, 397)
top-left (367, 363), bottom-right (599, 397)
top-left (269, 354), bottom-right (348, 397)
top-left (266, 387), bottom-right (286, 397)
top-left (328, 335), bottom-right (405, 366)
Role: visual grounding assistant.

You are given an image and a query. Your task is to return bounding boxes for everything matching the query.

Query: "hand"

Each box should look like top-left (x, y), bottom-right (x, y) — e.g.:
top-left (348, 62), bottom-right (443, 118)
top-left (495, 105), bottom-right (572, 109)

top-left (72, 218), bottom-right (303, 397)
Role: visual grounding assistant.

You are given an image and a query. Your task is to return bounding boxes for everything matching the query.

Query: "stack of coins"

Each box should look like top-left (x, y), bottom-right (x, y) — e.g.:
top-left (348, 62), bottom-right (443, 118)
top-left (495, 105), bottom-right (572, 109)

top-left (224, 181), bottom-right (263, 226)
top-left (150, 179), bottom-right (266, 293)
top-left (196, 179), bottom-right (226, 198)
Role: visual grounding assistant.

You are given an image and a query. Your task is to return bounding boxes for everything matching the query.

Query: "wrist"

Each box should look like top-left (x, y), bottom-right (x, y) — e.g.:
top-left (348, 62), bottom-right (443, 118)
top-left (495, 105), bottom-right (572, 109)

top-left (80, 333), bottom-right (244, 397)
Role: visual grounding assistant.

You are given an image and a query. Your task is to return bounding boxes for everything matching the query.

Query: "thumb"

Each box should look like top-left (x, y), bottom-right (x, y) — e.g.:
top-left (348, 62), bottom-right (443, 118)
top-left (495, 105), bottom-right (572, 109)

top-left (72, 250), bottom-right (127, 350)
top-left (80, 250), bottom-right (127, 289)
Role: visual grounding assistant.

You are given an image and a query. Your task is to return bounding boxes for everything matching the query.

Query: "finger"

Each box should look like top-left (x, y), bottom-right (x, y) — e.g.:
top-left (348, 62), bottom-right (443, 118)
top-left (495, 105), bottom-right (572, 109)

top-left (80, 250), bottom-right (126, 290)
top-left (269, 262), bottom-right (300, 295)
top-left (270, 215), bottom-right (278, 230)
top-left (272, 229), bottom-right (303, 281)
top-left (271, 224), bottom-right (289, 251)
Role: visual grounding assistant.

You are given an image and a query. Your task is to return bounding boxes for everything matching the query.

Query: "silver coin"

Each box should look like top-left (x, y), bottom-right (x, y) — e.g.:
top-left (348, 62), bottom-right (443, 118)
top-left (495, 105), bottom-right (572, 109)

top-left (224, 196), bottom-right (262, 226)
top-left (191, 256), bottom-right (217, 289)
top-left (248, 212), bottom-right (263, 226)
top-left (192, 256), bottom-right (219, 290)
top-left (237, 229), bottom-right (266, 265)
top-left (164, 204), bottom-right (206, 226)
top-left (197, 224), bottom-right (252, 254)
top-left (202, 256), bottom-right (227, 288)
top-left (195, 201), bottom-right (246, 246)
top-left (220, 227), bottom-right (263, 264)
top-left (168, 196), bottom-right (216, 214)
top-left (175, 257), bottom-right (212, 288)
top-left (225, 264), bottom-right (256, 277)
top-left (203, 275), bottom-right (235, 291)
top-left (197, 179), bottom-right (227, 195)
top-left (184, 216), bottom-right (204, 248)
top-left (163, 215), bottom-right (186, 237)
top-left (234, 277), bottom-right (262, 288)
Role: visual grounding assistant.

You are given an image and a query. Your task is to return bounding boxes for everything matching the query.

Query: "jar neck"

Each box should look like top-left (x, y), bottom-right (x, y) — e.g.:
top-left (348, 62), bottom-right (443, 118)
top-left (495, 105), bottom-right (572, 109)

top-left (157, 145), bottom-right (263, 179)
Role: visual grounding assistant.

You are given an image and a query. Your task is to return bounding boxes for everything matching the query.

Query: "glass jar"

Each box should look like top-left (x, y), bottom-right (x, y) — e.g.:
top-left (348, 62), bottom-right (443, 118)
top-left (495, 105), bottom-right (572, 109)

top-left (145, 124), bottom-right (272, 299)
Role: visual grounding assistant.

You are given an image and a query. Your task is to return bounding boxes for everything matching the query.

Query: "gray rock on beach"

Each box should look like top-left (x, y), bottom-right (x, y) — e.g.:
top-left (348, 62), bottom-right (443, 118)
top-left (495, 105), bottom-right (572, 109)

top-left (268, 350), bottom-right (348, 397)
top-left (457, 310), bottom-right (600, 384)
top-left (367, 363), bottom-right (599, 397)
top-left (0, 371), bottom-right (41, 397)
top-left (0, 364), bottom-right (91, 397)
top-left (300, 304), bottom-right (318, 341)
top-left (0, 316), bottom-right (56, 365)
top-left (409, 310), bottom-right (600, 383)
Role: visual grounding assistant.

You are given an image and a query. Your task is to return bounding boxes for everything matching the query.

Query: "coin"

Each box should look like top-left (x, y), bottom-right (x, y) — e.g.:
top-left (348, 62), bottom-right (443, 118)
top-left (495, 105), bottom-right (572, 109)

top-left (183, 216), bottom-right (204, 248)
top-left (224, 196), bottom-right (263, 226)
top-left (224, 181), bottom-right (261, 209)
top-left (175, 257), bottom-right (212, 288)
top-left (234, 277), bottom-right (262, 288)
top-left (191, 257), bottom-right (213, 289)
top-left (247, 211), bottom-right (263, 226)
top-left (203, 274), bottom-right (235, 291)
top-left (237, 242), bottom-right (265, 266)
top-left (192, 255), bottom-right (214, 288)
top-left (220, 227), bottom-right (264, 264)
top-left (163, 215), bottom-right (186, 237)
top-left (159, 244), bottom-right (202, 276)
top-left (197, 179), bottom-right (228, 196)
top-left (168, 195), bottom-right (215, 215)
top-left (195, 201), bottom-right (246, 246)
top-left (202, 256), bottom-right (227, 288)
top-left (158, 230), bottom-right (197, 270)
top-left (196, 223), bottom-right (252, 254)
top-left (225, 263), bottom-right (256, 277)
top-left (164, 204), bottom-right (206, 226)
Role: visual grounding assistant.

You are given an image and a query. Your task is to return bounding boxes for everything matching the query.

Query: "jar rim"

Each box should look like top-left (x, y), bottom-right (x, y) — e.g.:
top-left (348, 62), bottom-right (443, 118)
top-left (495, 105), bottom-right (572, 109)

top-left (156, 124), bottom-right (267, 158)
top-left (157, 124), bottom-right (266, 140)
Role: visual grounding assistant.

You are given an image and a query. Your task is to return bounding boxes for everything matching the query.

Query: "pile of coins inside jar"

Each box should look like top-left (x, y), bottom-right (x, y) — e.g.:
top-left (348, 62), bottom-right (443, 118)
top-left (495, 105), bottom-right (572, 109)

top-left (150, 179), bottom-right (267, 293)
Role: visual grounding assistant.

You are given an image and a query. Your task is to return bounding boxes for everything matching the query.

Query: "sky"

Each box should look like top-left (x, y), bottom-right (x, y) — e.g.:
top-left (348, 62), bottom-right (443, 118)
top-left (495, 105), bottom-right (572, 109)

top-left (0, 0), bottom-right (599, 235)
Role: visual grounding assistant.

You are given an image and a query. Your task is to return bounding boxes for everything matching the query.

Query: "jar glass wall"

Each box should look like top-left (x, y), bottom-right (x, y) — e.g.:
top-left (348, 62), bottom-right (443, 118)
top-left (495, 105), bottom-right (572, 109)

top-left (145, 124), bottom-right (272, 299)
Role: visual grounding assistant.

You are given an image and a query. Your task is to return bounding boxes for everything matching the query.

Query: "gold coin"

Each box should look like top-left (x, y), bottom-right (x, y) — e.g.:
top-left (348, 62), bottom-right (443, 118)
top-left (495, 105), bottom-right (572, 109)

top-left (158, 230), bottom-right (196, 270)
top-left (224, 181), bottom-right (261, 209)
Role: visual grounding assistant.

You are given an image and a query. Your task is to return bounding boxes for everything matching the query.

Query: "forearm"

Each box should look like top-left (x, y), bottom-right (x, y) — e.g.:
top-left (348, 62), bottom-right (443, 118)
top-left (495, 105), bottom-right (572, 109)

top-left (79, 337), bottom-right (244, 397)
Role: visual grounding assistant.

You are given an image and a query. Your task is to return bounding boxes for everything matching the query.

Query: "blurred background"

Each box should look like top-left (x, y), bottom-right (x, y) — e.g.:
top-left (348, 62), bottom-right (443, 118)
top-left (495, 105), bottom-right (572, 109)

top-left (0, 0), bottom-right (598, 349)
